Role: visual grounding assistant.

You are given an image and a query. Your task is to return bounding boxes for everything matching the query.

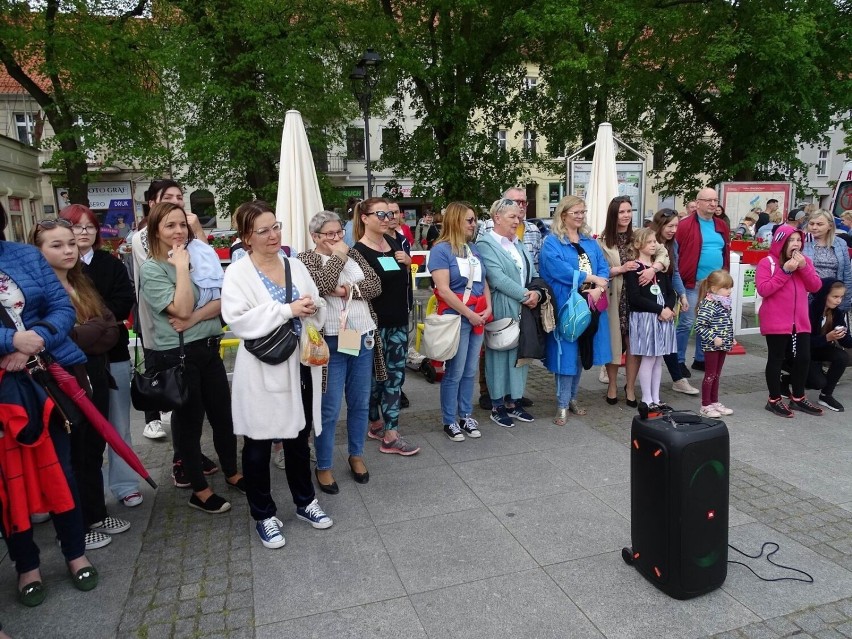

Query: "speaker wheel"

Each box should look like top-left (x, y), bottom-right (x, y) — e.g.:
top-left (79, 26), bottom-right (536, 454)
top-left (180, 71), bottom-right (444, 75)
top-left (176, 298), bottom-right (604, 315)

top-left (621, 547), bottom-right (634, 565)
top-left (421, 361), bottom-right (437, 384)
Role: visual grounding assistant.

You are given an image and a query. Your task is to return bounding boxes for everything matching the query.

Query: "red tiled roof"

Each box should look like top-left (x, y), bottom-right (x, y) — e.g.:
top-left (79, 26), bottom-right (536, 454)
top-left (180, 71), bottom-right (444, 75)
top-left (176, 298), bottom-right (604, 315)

top-left (0, 62), bottom-right (49, 95)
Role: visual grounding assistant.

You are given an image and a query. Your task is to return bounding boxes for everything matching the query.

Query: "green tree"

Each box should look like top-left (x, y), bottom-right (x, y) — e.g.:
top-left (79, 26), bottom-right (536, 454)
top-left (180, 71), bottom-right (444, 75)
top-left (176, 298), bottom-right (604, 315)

top-left (159, 0), bottom-right (359, 211)
top-left (368, 0), bottom-right (549, 206)
top-left (0, 0), bottom-right (168, 205)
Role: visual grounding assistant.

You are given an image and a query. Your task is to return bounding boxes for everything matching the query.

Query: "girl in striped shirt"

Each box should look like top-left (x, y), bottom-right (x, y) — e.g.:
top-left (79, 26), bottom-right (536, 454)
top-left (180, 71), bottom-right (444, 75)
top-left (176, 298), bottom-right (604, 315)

top-left (693, 270), bottom-right (735, 418)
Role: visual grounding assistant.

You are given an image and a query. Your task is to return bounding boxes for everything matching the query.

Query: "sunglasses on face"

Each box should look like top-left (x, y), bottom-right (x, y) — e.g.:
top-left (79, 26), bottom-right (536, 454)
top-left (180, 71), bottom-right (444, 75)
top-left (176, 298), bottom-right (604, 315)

top-left (659, 209), bottom-right (677, 218)
top-left (368, 210), bottom-right (396, 221)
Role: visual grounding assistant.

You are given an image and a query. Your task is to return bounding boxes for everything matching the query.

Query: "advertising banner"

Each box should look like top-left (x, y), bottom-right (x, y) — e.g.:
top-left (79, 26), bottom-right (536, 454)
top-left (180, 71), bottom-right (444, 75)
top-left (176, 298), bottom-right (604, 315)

top-left (719, 182), bottom-right (794, 225)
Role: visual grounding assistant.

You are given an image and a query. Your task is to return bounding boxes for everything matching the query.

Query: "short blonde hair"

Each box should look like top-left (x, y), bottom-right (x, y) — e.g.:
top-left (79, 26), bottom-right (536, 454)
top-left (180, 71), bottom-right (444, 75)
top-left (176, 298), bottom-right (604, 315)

top-left (808, 209), bottom-right (836, 246)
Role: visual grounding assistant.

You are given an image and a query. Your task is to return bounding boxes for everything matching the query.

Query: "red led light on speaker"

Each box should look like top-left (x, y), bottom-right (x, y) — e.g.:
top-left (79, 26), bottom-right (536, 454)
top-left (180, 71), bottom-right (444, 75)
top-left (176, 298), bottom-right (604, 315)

top-left (707, 510), bottom-right (715, 520)
top-left (653, 449), bottom-right (662, 457)
top-left (653, 566), bottom-right (662, 578)
top-left (633, 439), bottom-right (639, 449)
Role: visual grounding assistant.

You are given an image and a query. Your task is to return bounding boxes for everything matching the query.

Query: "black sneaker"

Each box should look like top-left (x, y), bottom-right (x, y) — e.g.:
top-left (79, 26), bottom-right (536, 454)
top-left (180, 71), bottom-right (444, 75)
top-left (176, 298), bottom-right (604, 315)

top-left (201, 455), bottom-right (219, 476)
top-left (458, 416), bottom-right (482, 438)
top-left (172, 462), bottom-right (191, 488)
top-left (780, 374), bottom-right (791, 399)
top-left (400, 391), bottom-right (410, 409)
top-left (818, 394), bottom-right (844, 412)
top-left (790, 397), bottom-right (823, 416)
top-left (443, 422), bottom-right (465, 441)
top-left (765, 399), bottom-right (794, 418)
top-left (479, 394), bottom-right (492, 410)
top-left (490, 406), bottom-right (514, 428)
top-left (508, 406), bottom-right (535, 422)
top-left (679, 363), bottom-right (692, 379)
top-left (188, 493), bottom-right (231, 514)
top-left (691, 360), bottom-right (705, 372)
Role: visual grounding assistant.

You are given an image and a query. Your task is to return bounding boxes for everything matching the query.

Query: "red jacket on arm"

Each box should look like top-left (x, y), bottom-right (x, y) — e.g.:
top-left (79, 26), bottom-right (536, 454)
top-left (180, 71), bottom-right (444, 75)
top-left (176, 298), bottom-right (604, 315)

top-left (675, 214), bottom-right (731, 289)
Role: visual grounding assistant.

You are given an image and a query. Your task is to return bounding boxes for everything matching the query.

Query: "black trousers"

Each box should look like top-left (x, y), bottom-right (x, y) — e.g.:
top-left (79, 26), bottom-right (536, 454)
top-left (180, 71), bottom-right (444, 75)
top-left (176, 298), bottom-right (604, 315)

top-left (242, 365), bottom-right (315, 521)
top-left (807, 345), bottom-right (849, 395)
top-left (765, 333), bottom-right (811, 400)
top-left (143, 345), bottom-right (181, 461)
top-left (148, 338), bottom-right (238, 492)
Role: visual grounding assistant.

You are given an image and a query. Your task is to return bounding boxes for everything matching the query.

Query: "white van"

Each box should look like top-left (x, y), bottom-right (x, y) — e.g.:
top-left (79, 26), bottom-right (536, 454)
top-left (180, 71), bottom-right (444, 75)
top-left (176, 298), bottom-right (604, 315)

top-left (830, 160), bottom-right (852, 217)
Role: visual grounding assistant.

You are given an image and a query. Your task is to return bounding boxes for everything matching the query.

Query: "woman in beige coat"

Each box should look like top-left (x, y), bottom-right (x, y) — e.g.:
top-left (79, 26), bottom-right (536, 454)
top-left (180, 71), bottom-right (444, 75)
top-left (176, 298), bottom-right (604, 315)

top-left (598, 197), bottom-right (668, 406)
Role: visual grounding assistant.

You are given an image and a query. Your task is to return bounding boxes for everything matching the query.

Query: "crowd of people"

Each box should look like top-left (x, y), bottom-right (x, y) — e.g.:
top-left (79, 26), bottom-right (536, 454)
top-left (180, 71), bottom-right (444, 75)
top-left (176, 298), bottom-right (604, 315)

top-left (1, 180), bottom-right (850, 635)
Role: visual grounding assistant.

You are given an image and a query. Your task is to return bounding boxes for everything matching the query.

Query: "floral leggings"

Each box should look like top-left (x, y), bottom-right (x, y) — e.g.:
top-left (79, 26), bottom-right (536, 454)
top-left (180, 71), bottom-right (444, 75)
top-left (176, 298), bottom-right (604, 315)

top-left (370, 326), bottom-right (408, 432)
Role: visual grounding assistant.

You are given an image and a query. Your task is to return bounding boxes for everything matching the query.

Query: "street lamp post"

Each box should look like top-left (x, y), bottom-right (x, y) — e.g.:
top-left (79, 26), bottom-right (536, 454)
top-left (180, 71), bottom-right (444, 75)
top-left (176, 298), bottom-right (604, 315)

top-left (350, 49), bottom-right (383, 198)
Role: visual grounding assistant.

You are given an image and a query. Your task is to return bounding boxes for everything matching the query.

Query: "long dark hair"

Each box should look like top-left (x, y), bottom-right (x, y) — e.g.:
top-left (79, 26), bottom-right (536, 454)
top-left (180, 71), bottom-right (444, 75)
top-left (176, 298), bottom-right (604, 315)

top-left (601, 196), bottom-right (632, 249)
top-left (650, 208), bottom-right (679, 275)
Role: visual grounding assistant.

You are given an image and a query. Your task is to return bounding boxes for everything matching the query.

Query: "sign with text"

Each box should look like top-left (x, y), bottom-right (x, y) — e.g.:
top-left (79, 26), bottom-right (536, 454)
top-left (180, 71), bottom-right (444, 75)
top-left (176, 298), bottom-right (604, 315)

top-left (54, 181), bottom-right (133, 211)
top-left (719, 182), bottom-right (794, 226)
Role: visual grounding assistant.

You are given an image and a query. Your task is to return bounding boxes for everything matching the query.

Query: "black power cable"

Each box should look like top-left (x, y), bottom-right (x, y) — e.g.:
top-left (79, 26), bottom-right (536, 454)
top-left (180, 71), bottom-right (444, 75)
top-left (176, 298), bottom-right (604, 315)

top-left (728, 542), bottom-right (814, 584)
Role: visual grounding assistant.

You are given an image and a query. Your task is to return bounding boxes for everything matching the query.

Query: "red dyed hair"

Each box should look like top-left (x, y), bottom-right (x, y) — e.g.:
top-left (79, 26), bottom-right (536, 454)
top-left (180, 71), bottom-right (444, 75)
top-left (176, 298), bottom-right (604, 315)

top-left (60, 204), bottom-right (102, 249)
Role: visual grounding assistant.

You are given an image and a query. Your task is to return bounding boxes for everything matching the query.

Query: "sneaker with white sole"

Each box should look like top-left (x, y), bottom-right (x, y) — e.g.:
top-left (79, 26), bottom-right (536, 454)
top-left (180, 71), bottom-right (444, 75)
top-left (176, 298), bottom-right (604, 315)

top-left (490, 406), bottom-right (514, 428)
top-left (459, 416), bottom-right (482, 438)
top-left (443, 422), bottom-right (465, 441)
top-left (142, 419), bottom-right (167, 440)
top-left (160, 411), bottom-right (172, 425)
top-left (672, 379), bottom-right (699, 395)
top-left (699, 405), bottom-right (721, 418)
top-left (508, 406), bottom-right (535, 422)
top-left (90, 516), bottom-right (131, 535)
top-left (121, 492), bottom-right (143, 508)
top-left (255, 516), bottom-right (286, 549)
top-left (598, 366), bottom-right (609, 384)
top-left (712, 402), bottom-right (733, 416)
top-left (272, 448), bottom-right (286, 469)
top-left (818, 393), bottom-right (844, 412)
top-left (295, 499), bottom-right (333, 529)
top-left (379, 435), bottom-right (421, 456)
top-left (84, 530), bottom-right (112, 550)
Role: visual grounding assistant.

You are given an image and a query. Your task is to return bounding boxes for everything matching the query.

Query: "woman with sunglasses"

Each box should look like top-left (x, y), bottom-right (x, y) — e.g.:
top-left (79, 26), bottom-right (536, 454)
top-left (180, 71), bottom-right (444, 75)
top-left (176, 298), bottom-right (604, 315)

top-left (297, 211), bottom-right (382, 491)
top-left (353, 198), bottom-right (420, 455)
top-left (29, 219), bottom-right (133, 550)
top-left (140, 202), bottom-right (243, 514)
top-left (222, 203), bottom-right (333, 548)
top-left (59, 205), bottom-right (142, 508)
top-left (649, 209), bottom-right (699, 396)
top-left (428, 202), bottom-right (491, 439)
top-left (1, 210), bottom-right (99, 606)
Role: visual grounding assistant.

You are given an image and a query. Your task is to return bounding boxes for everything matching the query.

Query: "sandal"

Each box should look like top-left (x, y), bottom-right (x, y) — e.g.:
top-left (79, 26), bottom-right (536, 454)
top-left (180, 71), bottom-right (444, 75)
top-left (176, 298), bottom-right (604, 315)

top-left (69, 564), bottom-right (98, 592)
top-left (568, 400), bottom-right (586, 416)
top-left (553, 408), bottom-right (568, 426)
top-left (18, 580), bottom-right (45, 607)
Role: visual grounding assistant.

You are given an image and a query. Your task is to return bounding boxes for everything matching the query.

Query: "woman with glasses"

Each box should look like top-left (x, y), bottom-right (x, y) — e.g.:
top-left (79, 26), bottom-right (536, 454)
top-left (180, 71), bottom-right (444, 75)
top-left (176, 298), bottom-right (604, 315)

top-left (297, 211), bottom-right (382, 490)
top-left (29, 219), bottom-right (133, 550)
top-left (1, 211), bottom-right (99, 607)
top-left (540, 197), bottom-right (611, 424)
top-left (650, 209), bottom-right (699, 396)
top-left (353, 198), bottom-right (420, 455)
top-left (477, 198), bottom-right (539, 428)
top-left (428, 202), bottom-right (491, 440)
top-left (140, 202), bottom-right (243, 514)
top-left (59, 205), bottom-right (142, 509)
top-left (222, 202), bottom-right (333, 548)
top-left (598, 196), bottom-right (668, 406)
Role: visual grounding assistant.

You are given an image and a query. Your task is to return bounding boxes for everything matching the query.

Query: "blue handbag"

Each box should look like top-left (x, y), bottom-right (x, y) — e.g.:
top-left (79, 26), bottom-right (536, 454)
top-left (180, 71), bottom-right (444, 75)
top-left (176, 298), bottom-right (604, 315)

top-left (556, 271), bottom-right (592, 351)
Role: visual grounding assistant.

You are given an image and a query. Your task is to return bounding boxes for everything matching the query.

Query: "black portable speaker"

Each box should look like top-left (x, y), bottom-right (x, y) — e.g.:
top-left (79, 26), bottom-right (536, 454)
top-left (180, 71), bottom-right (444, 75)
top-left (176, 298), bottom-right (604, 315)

top-left (623, 411), bottom-right (729, 599)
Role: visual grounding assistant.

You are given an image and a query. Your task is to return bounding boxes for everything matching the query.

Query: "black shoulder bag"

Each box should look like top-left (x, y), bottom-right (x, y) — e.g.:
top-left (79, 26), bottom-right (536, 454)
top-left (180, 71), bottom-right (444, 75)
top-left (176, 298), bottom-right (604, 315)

top-left (130, 331), bottom-right (188, 412)
top-left (244, 257), bottom-right (299, 365)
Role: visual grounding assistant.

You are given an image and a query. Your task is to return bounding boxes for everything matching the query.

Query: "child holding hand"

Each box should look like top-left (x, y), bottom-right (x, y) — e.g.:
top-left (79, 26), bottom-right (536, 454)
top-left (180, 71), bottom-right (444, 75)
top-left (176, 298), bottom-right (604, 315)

top-left (693, 269), bottom-right (735, 418)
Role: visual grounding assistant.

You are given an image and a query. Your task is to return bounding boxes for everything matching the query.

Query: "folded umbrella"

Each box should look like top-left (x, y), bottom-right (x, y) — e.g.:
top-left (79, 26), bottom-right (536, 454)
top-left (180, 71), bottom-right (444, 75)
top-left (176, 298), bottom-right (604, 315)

top-left (40, 361), bottom-right (157, 489)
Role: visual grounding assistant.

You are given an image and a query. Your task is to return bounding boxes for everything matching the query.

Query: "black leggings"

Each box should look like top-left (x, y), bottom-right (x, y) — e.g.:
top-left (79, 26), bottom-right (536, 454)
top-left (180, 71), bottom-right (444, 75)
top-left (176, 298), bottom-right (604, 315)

top-left (765, 333), bottom-right (810, 400)
top-left (806, 345), bottom-right (849, 395)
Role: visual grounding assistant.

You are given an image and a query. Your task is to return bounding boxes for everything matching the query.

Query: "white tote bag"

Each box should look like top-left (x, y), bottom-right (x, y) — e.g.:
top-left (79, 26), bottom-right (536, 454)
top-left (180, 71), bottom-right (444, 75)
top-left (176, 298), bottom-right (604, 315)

top-left (421, 313), bottom-right (462, 360)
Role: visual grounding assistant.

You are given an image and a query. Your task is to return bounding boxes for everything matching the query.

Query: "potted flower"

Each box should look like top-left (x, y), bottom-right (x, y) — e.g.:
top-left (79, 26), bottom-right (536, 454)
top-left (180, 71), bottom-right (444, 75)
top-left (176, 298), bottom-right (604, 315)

top-left (742, 239), bottom-right (770, 265)
top-left (208, 232), bottom-right (235, 260)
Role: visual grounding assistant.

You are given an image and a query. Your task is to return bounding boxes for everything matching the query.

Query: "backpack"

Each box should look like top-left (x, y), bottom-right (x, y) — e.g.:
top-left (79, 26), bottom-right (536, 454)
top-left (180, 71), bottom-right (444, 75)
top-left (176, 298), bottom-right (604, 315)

top-left (556, 271), bottom-right (592, 351)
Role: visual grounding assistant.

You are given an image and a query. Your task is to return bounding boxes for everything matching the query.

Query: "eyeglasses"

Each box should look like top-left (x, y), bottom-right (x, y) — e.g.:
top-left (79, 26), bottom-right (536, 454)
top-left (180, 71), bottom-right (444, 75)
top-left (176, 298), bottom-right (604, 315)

top-left (567, 210), bottom-right (587, 217)
top-left (252, 222), bottom-right (283, 238)
top-left (38, 219), bottom-right (73, 230)
top-left (368, 210), bottom-right (396, 221)
top-left (464, 217), bottom-right (477, 224)
top-left (70, 223), bottom-right (96, 234)
top-left (316, 229), bottom-right (345, 240)
top-left (697, 198), bottom-right (719, 203)
top-left (507, 198), bottom-right (528, 207)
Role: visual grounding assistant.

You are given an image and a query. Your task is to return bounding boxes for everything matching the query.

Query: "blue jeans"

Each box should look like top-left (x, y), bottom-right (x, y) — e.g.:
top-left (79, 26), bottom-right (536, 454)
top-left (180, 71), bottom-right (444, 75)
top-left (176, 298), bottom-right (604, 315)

top-left (440, 319), bottom-right (483, 425)
top-left (106, 360), bottom-right (140, 500)
top-left (316, 333), bottom-right (374, 470)
top-left (555, 367), bottom-right (582, 409)
top-left (676, 286), bottom-right (704, 364)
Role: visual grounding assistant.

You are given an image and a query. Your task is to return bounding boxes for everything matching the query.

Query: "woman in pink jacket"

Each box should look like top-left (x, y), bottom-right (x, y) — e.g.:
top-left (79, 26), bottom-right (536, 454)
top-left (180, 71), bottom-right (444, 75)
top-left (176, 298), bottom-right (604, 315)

top-left (756, 225), bottom-right (823, 417)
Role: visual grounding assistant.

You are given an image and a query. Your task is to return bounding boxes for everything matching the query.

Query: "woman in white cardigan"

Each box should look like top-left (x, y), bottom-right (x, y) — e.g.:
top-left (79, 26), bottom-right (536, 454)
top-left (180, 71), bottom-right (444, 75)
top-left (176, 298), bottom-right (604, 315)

top-left (221, 202), bottom-right (333, 549)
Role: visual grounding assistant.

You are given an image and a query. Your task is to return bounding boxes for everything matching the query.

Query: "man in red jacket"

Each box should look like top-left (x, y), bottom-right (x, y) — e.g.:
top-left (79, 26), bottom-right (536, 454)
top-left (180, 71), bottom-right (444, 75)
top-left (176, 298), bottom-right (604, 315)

top-left (675, 187), bottom-right (731, 378)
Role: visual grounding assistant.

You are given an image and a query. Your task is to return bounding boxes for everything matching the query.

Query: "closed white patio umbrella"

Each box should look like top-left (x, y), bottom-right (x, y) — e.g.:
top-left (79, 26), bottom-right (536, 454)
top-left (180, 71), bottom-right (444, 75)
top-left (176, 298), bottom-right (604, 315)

top-left (587, 122), bottom-right (619, 236)
top-left (275, 109), bottom-right (324, 253)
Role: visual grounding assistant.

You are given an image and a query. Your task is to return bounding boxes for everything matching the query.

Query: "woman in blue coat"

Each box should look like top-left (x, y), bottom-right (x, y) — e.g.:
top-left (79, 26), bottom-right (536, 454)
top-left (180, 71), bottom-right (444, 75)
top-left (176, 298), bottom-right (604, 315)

top-left (540, 196), bottom-right (611, 425)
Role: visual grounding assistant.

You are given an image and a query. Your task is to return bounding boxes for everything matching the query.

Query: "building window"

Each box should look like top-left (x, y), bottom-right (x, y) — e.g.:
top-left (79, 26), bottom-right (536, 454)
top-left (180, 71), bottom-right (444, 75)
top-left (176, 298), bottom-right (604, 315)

top-left (346, 127), bottom-right (365, 161)
top-left (523, 129), bottom-right (537, 156)
top-left (495, 129), bottom-right (507, 152)
top-left (381, 127), bottom-right (400, 156)
top-left (817, 149), bottom-right (829, 177)
top-left (524, 76), bottom-right (538, 91)
top-left (14, 113), bottom-right (35, 146)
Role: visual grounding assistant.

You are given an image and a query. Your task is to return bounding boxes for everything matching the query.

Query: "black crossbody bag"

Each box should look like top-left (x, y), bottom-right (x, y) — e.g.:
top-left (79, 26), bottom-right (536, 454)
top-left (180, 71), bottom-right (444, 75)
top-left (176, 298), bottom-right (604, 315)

top-left (244, 257), bottom-right (299, 365)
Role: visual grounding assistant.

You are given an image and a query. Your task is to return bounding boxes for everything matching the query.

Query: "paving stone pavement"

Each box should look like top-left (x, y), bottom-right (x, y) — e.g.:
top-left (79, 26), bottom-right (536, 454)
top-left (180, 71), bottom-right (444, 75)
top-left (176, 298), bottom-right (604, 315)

top-left (2, 333), bottom-right (852, 639)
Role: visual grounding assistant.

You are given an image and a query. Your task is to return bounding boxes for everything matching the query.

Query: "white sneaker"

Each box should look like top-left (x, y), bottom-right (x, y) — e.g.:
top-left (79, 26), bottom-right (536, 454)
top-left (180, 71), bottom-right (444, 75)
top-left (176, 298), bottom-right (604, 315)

top-left (700, 405), bottom-right (721, 418)
top-left (160, 411), bottom-right (172, 425)
top-left (672, 379), bottom-right (699, 395)
top-left (598, 366), bottom-right (609, 384)
top-left (272, 448), bottom-right (286, 470)
top-left (143, 419), bottom-right (167, 440)
top-left (121, 492), bottom-right (143, 507)
top-left (712, 402), bottom-right (734, 416)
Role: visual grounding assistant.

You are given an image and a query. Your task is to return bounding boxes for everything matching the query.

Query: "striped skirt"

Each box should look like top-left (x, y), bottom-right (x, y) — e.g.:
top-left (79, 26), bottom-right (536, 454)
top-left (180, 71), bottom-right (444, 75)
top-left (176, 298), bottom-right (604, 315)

top-left (629, 311), bottom-right (677, 357)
